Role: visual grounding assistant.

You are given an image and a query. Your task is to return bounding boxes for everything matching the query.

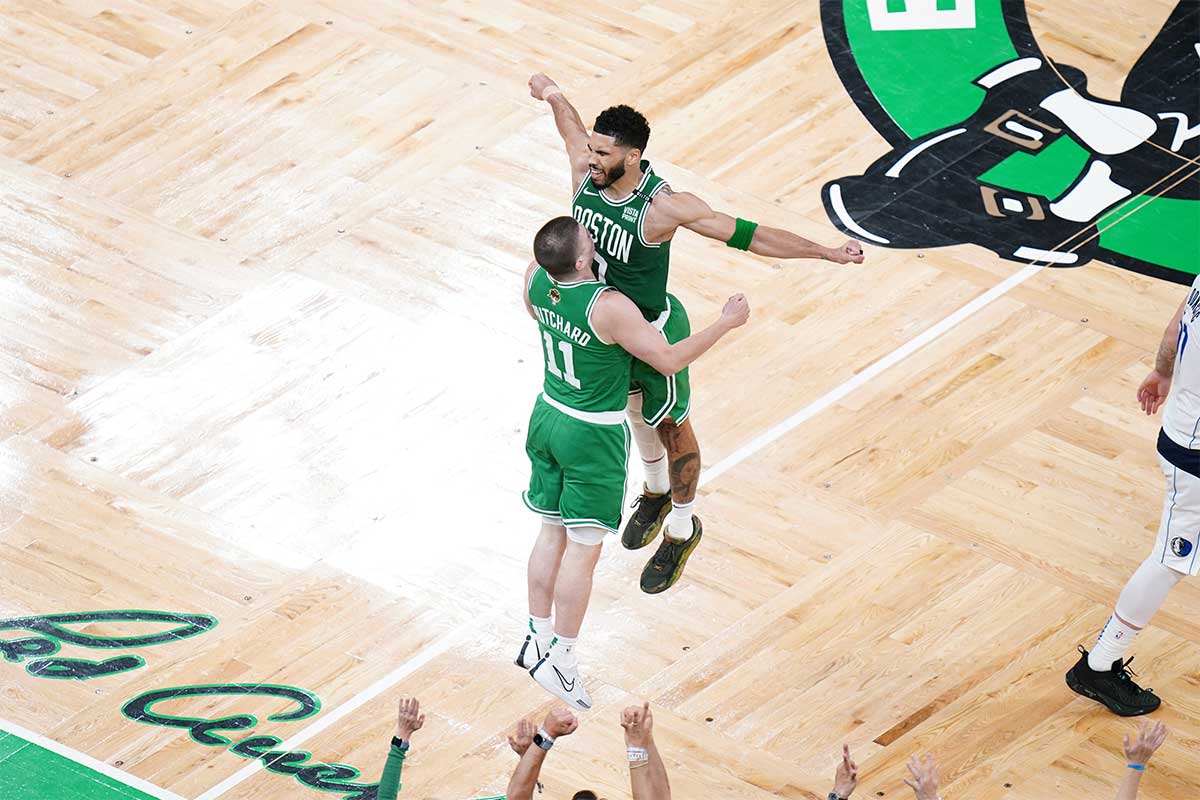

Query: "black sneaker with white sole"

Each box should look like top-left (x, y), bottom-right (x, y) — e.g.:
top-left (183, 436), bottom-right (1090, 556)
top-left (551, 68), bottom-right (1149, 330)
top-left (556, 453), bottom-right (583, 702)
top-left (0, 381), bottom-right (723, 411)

top-left (1065, 645), bottom-right (1161, 717)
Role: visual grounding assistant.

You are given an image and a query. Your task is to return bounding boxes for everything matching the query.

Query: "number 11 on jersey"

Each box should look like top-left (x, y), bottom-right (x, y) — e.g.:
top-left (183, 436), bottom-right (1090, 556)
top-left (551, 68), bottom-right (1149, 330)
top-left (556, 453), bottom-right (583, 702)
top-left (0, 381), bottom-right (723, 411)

top-left (543, 332), bottom-right (582, 389)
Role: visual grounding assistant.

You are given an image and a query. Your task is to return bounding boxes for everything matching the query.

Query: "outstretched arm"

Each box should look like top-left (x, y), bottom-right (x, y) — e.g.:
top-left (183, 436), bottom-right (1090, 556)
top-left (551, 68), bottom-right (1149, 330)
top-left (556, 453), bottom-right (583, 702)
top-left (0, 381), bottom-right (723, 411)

top-left (1116, 721), bottom-right (1169, 800)
top-left (622, 703), bottom-right (671, 800)
top-left (529, 73), bottom-right (591, 190)
top-left (507, 708), bottom-right (579, 800)
top-left (379, 698), bottom-right (425, 800)
top-left (653, 190), bottom-right (864, 264)
top-left (506, 748), bottom-right (549, 800)
top-left (592, 290), bottom-right (750, 376)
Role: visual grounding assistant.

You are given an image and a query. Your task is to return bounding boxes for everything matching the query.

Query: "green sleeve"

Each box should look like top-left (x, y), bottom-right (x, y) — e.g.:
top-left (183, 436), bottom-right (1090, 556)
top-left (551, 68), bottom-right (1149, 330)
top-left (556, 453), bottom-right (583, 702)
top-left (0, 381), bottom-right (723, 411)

top-left (378, 743), bottom-right (407, 800)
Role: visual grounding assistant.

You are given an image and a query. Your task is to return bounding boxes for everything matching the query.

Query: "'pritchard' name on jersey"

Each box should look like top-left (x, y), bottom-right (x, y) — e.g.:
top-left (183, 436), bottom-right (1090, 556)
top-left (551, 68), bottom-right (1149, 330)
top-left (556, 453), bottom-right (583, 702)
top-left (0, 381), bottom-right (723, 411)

top-left (527, 268), bottom-right (632, 415)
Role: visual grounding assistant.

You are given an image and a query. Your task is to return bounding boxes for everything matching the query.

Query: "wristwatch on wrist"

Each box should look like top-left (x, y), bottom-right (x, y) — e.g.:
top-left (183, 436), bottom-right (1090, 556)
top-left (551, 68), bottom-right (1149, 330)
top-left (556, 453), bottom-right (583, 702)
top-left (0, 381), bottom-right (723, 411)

top-left (391, 736), bottom-right (410, 751)
top-left (533, 727), bottom-right (555, 750)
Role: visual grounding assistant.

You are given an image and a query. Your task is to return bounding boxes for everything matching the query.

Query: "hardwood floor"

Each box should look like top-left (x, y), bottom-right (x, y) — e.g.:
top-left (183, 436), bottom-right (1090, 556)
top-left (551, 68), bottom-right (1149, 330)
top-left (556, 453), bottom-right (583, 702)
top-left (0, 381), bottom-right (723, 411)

top-left (0, 2), bottom-right (1196, 799)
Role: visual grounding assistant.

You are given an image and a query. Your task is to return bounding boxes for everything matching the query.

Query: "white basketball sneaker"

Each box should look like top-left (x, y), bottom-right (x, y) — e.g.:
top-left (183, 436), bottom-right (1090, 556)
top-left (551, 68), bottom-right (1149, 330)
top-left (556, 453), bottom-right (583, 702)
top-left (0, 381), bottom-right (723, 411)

top-left (529, 646), bottom-right (592, 710)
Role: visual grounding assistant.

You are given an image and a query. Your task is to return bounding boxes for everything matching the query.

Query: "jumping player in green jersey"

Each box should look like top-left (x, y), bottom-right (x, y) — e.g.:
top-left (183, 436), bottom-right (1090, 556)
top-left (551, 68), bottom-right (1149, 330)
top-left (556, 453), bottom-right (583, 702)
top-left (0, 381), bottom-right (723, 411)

top-left (528, 72), bottom-right (865, 594)
top-left (519, 216), bottom-right (749, 709)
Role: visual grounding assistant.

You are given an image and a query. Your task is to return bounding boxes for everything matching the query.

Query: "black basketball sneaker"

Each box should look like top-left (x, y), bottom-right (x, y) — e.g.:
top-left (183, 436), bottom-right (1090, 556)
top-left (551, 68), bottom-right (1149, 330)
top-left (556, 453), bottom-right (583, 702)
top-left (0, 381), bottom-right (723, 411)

top-left (1065, 645), bottom-right (1162, 716)
top-left (621, 486), bottom-right (672, 550)
top-left (639, 516), bottom-right (703, 594)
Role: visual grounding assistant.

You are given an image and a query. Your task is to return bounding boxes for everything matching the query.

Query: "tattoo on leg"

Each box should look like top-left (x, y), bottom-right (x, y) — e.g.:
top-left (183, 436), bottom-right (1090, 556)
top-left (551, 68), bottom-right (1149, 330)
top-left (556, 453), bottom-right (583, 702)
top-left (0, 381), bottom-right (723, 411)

top-left (669, 453), bottom-right (699, 504)
top-left (659, 418), bottom-right (700, 503)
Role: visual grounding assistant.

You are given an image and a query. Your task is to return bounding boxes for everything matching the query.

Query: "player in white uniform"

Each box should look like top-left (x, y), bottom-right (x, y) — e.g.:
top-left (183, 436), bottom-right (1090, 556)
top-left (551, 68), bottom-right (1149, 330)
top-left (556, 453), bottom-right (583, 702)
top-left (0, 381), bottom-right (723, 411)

top-left (1065, 276), bottom-right (1200, 715)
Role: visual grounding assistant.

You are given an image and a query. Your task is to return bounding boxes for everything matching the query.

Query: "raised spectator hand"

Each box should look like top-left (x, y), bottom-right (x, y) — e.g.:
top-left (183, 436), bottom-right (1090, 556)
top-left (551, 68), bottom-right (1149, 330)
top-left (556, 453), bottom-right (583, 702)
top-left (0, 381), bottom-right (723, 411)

top-left (1124, 720), bottom-right (1169, 766)
top-left (833, 744), bottom-right (858, 798)
top-left (395, 697), bottom-right (425, 741)
top-left (543, 706), bottom-right (579, 738)
top-left (904, 754), bottom-right (941, 800)
top-left (620, 702), bottom-right (654, 748)
top-left (508, 717), bottom-right (536, 756)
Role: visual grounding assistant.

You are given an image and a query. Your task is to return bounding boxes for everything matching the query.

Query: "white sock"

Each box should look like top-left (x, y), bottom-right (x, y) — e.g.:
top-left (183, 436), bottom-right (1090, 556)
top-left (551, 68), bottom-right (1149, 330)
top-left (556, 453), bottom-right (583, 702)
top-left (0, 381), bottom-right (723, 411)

top-left (1088, 614), bottom-right (1141, 671)
top-left (642, 456), bottom-right (670, 495)
top-left (1088, 557), bottom-right (1183, 670)
top-left (664, 500), bottom-right (694, 542)
top-left (552, 634), bottom-right (578, 669)
top-left (529, 615), bottom-right (553, 651)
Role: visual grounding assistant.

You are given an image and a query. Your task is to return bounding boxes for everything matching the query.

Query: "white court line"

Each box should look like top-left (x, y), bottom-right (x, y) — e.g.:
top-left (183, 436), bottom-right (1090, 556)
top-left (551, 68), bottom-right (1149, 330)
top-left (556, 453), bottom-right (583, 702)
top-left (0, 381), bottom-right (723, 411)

top-left (0, 717), bottom-right (186, 800)
top-left (699, 262), bottom-right (1045, 487)
top-left (194, 624), bottom-right (464, 800)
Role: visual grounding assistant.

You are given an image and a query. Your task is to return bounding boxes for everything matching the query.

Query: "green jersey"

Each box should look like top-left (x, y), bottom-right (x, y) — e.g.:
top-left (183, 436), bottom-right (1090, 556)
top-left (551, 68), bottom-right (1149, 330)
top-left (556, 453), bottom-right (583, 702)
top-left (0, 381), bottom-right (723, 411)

top-left (572, 160), bottom-right (672, 322)
top-left (528, 267), bottom-right (631, 415)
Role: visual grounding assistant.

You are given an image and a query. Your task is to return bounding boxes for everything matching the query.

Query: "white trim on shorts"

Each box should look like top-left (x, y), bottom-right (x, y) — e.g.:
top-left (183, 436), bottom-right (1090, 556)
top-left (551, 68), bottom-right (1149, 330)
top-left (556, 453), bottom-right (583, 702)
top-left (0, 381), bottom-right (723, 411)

top-left (540, 392), bottom-right (626, 425)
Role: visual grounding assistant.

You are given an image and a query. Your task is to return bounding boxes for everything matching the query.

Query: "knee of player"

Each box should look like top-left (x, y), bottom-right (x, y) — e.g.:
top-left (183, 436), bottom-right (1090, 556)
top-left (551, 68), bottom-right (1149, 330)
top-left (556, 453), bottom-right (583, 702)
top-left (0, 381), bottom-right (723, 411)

top-left (565, 525), bottom-right (607, 547)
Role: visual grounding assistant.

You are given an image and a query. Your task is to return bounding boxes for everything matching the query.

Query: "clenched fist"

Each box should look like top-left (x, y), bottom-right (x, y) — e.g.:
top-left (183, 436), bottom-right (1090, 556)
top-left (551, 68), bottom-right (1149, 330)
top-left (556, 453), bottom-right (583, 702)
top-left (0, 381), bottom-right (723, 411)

top-left (827, 239), bottom-right (865, 264)
top-left (721, 293), bottom-right (751, 328)
top-left (542, 706), bottom-right (579, 738)
top-left (528, 73), bottom-right (560, 101)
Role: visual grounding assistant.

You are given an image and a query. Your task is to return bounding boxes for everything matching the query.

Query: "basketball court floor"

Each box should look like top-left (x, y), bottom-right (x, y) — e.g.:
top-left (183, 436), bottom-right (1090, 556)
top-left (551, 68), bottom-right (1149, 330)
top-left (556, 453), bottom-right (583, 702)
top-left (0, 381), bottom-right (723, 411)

top-left (0, 1), bottom-right (1197, 798)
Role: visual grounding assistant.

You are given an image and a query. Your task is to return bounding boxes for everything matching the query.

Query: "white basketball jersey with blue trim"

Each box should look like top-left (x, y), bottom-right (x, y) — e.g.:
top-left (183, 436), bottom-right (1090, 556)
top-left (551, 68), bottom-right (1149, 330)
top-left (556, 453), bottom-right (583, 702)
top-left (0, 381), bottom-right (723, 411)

top-left (1162, 274), bottom-right (1200, 449)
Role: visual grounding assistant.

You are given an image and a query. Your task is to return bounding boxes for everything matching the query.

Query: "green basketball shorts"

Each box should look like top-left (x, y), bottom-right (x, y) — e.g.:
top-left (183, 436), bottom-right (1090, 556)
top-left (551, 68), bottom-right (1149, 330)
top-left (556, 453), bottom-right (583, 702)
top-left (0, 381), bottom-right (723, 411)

top-left (630, 293), bottom-right (691, 427)
top-left (522, 394), bottom-right (630, 533)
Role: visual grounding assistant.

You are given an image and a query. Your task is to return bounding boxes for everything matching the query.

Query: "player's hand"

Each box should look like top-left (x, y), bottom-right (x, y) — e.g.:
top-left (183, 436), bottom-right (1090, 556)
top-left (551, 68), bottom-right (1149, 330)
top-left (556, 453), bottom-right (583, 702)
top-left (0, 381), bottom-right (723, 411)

top-left (620, 701), bottom-right (654, 747)
top-left (903, 754), bottom-right (940, 800)
top-left (543, 707), bottom-right (579, 738)
top-left (721, 293), bottom-right (750, 328)
top-left (507, 717), bottom-right (536, 756)
top-left (1124, 720), bottom-right (1168, 767)
top-left (826, 239), bottom-right (865, 264)
top-left (833, 744), bottom-right (858, 798)
top-left (395, 697), bottom-right (425, 741)
top-left (529, 73), bottom-right (560, 101)
top-left (1137, 369), bottom-right (1172, 415)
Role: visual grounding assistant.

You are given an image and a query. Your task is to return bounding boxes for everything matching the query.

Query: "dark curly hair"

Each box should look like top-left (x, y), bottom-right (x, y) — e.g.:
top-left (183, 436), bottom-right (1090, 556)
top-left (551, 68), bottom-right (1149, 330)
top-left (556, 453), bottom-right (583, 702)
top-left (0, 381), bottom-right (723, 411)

top-left (571, 792), bottom-right (599, 800)
top-left (593, 105), bottom-right (650, 152)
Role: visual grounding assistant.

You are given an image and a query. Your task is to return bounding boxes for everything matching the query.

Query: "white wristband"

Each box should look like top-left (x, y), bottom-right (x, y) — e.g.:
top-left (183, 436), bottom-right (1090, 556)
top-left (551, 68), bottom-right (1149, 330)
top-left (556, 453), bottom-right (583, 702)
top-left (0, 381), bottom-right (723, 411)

top-left (541, 85), bottom-right (563, 101)
top-left (536, 726), bottom-right (555, 748)
top-left (627, 746), bottom-right (649, 762)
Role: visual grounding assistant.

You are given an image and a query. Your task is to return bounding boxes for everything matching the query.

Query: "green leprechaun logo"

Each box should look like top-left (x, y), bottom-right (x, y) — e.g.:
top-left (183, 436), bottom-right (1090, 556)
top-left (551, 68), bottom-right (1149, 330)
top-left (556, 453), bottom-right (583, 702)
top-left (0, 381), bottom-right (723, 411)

top-left (821, 0), bottom-right (1199, 283)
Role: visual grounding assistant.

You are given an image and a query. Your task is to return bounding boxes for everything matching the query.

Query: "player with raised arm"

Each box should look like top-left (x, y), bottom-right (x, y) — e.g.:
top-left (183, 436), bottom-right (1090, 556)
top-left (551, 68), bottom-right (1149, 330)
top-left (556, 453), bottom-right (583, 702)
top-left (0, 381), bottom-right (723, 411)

top-left (518, 216), bottom-right (749, 709)
top-left (529, 72), bottom-right (864, 594)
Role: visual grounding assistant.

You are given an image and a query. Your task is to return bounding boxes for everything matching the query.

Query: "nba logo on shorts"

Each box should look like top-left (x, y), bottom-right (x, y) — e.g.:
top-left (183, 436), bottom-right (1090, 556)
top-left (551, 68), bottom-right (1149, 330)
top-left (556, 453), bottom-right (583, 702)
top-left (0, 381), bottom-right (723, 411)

top-left (1170, 537), bottom-right (1193, 558)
